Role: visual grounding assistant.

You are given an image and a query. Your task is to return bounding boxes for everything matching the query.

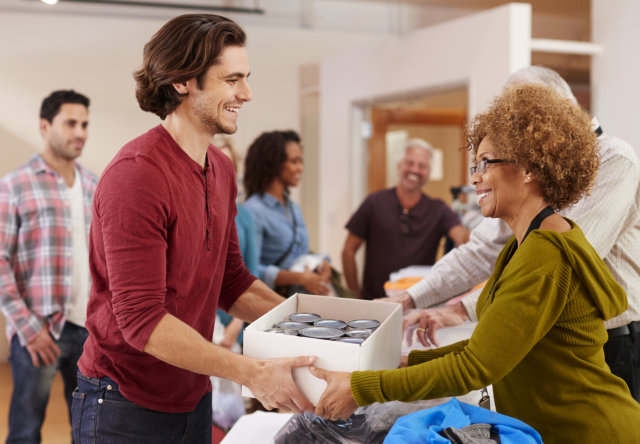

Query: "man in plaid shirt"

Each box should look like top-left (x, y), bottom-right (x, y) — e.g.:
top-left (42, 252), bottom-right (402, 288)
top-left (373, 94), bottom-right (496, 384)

top-left (0, 90), bottom-right (98, 444)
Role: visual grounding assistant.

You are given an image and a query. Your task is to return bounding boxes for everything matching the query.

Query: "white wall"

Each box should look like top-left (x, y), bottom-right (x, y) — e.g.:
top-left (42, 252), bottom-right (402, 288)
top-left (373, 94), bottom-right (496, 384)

top-left (592, 0), bottom-right (640, 157)
top-left (0, 11), bottom-right (383, 360)
top-left (317, 3), bottom-right (532, 268)
top-left (0, 12), bottom-right (383, 177)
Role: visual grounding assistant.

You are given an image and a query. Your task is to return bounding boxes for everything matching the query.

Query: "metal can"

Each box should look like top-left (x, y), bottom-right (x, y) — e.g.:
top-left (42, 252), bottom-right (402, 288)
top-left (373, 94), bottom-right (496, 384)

top-left (313, 319), bottom-right (347, 330)
top-left (277, 321), bottom-right (309, 331)
top-left (345, 328), bottom-right (372, 339)
top-left (298, 326), bottom-right (344, 340)
top-left (347, 319), bottom-right (380, 329)
top-left (289, 313), bottom-right (322, 323)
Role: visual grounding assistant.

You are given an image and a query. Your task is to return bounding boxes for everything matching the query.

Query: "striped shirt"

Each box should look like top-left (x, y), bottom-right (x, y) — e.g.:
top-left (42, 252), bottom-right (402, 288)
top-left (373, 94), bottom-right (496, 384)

top-left (0, 155), bottom-right (97, 345)
top-left (408, 129), bottom-right (640, 330)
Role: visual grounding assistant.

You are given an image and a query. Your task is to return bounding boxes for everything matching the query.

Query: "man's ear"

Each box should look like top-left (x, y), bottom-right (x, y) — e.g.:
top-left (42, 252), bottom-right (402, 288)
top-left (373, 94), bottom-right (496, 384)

top-left (39, 118), bottom-right (49, 137)
top-left (172, 81), bottom-right (189, 95)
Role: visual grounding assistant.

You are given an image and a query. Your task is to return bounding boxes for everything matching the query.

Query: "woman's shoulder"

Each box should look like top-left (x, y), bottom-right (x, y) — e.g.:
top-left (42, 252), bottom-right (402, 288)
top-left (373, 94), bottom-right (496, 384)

top-left (518, 220), bottom-right (592, 268)
top-left (235, 203), bottom-right (251, 219)
top-left (244, 194), bottom-right (265, 209)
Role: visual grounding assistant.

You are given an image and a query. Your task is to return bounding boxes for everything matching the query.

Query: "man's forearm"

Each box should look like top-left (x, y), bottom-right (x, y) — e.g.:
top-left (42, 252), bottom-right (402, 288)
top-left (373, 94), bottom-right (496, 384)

top-left (407, 218), bottom-right (509, 308)
top-left (273, 269), bottom-right (305, 287)
top-left (0, 262), bottom-right (42, 345)
top-left (143, 313), bottom-right (258, 384)
top-left (341, 252), bottom-right (360, 294)
top-left (227, 279), bottom-right (285, 323)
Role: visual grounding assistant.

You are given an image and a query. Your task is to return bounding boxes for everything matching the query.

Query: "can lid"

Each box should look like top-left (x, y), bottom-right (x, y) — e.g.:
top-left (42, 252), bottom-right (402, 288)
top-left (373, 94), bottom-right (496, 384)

top-left (289, 313), bottom-right (322, 323)
top-left (298, 326), bottom-right (344, 339)
top-left (277, 321), bottom-right (309, 330)
top-left (314, 319), bottom-right (347, 329)
top-left (347, 319), bottom-right (380, 329)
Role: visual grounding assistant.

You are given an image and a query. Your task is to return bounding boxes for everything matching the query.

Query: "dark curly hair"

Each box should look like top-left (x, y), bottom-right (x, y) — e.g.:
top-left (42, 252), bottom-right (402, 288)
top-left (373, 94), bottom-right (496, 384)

top-left (244, 130), bottom-right (301, 198)
top-left (134, 14), bottom-right (245, 119)
top-left (40, 90), bottom-right (89, 122)
top-left (466, 84), bottom-right (599, 210)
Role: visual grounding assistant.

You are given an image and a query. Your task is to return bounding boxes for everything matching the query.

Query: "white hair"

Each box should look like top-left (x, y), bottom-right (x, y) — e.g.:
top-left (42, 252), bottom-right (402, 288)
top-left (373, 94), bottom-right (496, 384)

top-left (505, 65), bottom-right (578, 104)
top-left (404, 138), bottom-right (434, 157)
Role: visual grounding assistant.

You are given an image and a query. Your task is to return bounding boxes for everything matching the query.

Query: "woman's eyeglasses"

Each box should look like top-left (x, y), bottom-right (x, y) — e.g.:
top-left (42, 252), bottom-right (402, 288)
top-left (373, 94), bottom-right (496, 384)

top-left (470, 158), bottom-right (510, 176)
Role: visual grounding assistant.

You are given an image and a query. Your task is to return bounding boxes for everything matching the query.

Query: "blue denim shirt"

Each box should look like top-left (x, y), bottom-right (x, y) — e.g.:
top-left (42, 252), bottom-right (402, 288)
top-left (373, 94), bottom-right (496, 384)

top-left (244, 192), bottom-right (309, 288)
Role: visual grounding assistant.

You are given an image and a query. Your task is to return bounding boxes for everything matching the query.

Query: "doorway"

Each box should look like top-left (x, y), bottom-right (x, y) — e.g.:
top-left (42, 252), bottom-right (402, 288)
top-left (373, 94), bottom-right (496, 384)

top-left (366, 87), bottom-right (468, 206)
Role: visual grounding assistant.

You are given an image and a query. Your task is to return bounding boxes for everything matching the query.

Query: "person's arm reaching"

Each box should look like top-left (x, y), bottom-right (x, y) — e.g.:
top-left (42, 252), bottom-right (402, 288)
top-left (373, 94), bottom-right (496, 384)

top-left (406, 217), bottom-right (511, 308)
top-left (341, 232), bottom-right (363, 297)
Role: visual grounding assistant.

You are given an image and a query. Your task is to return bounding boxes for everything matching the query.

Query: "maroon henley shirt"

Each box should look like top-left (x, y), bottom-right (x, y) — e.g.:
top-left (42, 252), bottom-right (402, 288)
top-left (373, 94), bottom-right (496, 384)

top-left (78, 125), bottom-right (255, 412)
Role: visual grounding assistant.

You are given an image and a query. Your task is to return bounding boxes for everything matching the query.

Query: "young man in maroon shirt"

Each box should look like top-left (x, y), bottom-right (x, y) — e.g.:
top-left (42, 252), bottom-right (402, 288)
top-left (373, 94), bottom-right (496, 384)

top-left (72, 14), bottom-right (315, 443)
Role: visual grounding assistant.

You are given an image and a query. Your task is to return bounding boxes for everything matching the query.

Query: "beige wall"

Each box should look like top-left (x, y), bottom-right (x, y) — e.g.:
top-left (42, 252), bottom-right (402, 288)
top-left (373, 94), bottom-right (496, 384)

top-left (592, 0), bottom-right (640, 157)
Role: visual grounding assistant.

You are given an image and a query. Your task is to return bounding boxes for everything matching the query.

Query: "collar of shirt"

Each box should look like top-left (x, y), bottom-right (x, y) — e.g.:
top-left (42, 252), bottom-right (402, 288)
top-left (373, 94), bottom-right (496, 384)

top-left (257, 192), bottom-right (290, 210)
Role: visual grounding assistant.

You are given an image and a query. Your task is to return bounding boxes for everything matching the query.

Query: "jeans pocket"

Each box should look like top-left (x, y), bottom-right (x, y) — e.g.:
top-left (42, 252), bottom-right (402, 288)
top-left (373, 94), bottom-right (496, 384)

top-left (71, 388), bottom-right (85, 443)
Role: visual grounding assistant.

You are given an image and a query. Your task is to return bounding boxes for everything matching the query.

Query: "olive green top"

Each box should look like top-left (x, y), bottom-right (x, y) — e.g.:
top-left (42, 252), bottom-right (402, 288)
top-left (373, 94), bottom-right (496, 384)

top-left (351, 220), bottom-right (640, 444)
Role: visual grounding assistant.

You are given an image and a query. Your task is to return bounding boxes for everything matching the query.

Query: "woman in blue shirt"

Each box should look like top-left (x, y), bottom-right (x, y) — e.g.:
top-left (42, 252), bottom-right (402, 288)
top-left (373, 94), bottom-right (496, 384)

top-left (243, 130), bottom-right (331, 296)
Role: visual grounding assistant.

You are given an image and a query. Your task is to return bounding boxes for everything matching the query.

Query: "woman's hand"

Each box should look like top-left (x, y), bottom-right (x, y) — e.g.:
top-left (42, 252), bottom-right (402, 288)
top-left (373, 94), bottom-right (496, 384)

top-left (309, 367), bottom-right (358, 420)
top-left (316, 259), bottom-right (332, 281)
top-left (402, 303), bottom-right (469, 347)
top-left (299, 267), bottom-right (331, 295)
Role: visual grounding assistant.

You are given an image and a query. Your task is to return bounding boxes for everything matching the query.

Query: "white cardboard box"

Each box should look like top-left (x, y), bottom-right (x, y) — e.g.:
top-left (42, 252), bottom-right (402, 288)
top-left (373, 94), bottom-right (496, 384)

top-left (242, 293), bottom-right (402, 405)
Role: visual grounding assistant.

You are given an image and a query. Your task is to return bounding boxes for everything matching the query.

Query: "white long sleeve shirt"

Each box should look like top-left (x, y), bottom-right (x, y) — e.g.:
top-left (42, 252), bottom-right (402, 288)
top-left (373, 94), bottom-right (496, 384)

top-left (407, 129), bottom-right (640, 330)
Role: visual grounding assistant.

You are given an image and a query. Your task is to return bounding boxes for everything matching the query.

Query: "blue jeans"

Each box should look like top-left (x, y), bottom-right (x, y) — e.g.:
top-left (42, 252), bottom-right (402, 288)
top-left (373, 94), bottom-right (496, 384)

top-left (72, 372), bottom-right (212, 444)
top-left (6, 322), bottom-right (88, 444)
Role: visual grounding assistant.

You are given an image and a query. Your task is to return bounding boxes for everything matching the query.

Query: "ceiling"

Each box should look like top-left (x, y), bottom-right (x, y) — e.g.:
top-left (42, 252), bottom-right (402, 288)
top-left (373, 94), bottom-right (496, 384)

top-left (7, 0), bottom-right (590, 32)
top-left (5, 0), bottom-right (592, 83)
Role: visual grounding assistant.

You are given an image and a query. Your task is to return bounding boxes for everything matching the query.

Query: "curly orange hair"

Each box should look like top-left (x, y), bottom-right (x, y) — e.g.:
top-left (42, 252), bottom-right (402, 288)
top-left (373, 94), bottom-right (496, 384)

top-left (466, 84), bottom-right (599, 210)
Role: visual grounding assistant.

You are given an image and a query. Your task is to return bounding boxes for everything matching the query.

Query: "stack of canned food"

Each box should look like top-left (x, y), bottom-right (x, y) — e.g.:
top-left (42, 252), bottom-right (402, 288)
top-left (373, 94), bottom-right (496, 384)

top-left (264, 313), bottom-right (380, 344)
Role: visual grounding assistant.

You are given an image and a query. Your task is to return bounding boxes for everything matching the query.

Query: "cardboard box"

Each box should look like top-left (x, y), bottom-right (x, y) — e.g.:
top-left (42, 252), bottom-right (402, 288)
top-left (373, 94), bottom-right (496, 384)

top-left (242, 293), bottom-right (402, 405)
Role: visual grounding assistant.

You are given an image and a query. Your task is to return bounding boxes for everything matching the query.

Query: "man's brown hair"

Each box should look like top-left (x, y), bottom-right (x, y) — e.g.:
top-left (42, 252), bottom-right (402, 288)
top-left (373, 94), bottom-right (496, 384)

top-left (134, 14), bottom-right (246, 119)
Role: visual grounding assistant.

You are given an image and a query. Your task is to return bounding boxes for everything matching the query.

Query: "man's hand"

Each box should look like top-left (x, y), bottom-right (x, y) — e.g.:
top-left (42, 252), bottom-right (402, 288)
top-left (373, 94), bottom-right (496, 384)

top-left (247, 356), bottom-right (317, 414)
top-left (25, 325), bottom-right (60, 367)
top-left (403, 302), bottom-right (469, 347)
top-left (300, 267), bottom-right (331, 296)
top-left (377, 291), bottom-right (416, 311)
top-left (309, 367), bottom-right (358, 421)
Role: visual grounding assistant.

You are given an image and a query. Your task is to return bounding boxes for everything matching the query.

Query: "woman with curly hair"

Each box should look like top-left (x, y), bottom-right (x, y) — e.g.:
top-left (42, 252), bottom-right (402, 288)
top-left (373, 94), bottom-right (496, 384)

top-left (309, 84), bottom-right (640, 443)
top-left (243, 130), bottom-right (331, 296)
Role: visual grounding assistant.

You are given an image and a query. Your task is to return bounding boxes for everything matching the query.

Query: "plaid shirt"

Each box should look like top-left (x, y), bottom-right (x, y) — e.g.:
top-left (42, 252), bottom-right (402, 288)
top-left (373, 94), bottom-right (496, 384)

top-left (0, 155), bottom-right (97, 345)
